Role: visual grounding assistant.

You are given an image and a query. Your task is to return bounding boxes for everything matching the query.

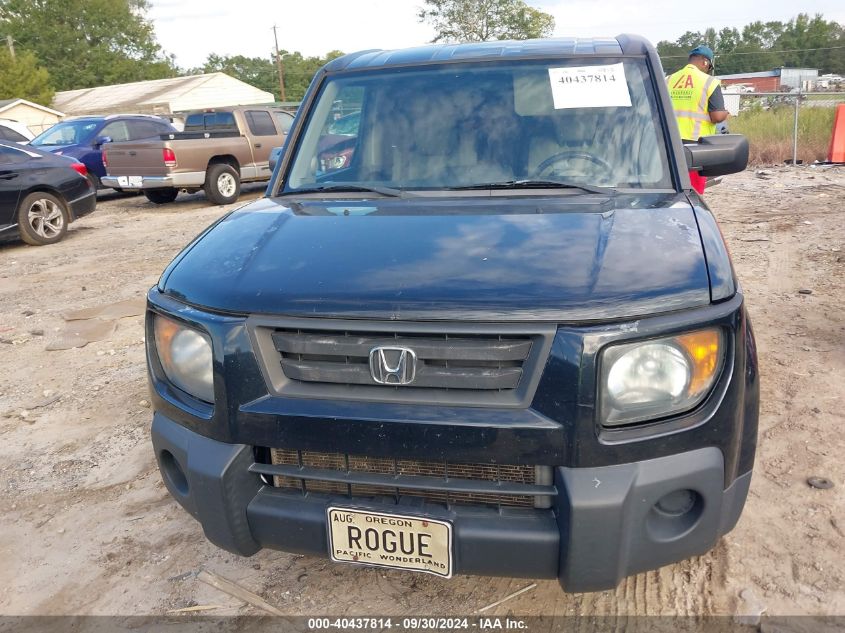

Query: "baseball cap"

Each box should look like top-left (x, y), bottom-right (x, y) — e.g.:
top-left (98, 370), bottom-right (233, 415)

top-left (689, 45), bottom-right (715, 63)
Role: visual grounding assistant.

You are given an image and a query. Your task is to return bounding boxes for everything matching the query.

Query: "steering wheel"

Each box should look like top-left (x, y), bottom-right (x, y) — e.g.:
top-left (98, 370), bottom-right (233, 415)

top-left (533, 150), bottom-right (613, 179)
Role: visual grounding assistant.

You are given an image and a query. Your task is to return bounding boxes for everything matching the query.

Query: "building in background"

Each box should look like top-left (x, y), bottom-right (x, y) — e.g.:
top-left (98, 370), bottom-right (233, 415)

top-left (779, 68), bottom-right (820, 91)
top-left (53, 73), bottom-right (275, 118)
top-left (817, 74), bottom-right (844, 90)
top-left (718, 67), bottom-right (819, 92)
top-left (0, 98), bottom-right (65, 134)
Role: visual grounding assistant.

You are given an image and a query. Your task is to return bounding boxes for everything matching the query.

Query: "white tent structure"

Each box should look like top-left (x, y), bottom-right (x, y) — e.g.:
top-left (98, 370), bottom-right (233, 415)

top-left (53, 73), bottom-right (275, 117)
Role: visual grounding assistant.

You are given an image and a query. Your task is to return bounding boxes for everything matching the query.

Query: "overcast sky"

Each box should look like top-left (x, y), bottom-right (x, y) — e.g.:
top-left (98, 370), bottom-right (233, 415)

top-left (148, 0), bottom-right (845, 69)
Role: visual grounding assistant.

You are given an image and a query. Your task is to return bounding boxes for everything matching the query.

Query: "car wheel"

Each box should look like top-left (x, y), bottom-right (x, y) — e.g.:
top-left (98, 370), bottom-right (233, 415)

top-left (144, 188), bottom-right (179, 204)
top-left (204, 163), bottom-right (240, 205)
top-left (17, 192), bottom-right (69, 246)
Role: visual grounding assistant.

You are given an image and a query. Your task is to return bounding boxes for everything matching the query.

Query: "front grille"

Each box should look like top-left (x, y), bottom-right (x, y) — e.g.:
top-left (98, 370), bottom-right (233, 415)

top-left (248, 318), bottom-right (555, 406)
top-left (273, 330), bottom-right (531, 390)
top-left (251, 449), bottom-right (555, 509)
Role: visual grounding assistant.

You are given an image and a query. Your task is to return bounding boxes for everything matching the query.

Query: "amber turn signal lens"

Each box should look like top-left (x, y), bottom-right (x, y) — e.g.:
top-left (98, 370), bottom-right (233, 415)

top-left (154, 314), bottom-right (181, 371)
top-left (599, 327), bottom-right (724, 427)
top-left (676, 329), bottom-right (722, 397)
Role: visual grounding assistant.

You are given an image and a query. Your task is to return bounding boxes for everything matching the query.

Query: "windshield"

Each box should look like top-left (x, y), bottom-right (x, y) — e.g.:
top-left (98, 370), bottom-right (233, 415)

top-left (31, 120), bottom-right (100, 146)
top-left (283, 58), bottom-right (672, 194)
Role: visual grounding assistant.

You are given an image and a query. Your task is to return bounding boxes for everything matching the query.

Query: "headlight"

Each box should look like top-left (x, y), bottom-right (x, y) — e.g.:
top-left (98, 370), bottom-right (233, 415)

top-left (599, 329), bottom-right (723, 426)
top-left (153, 315), bottom-right (214, 403)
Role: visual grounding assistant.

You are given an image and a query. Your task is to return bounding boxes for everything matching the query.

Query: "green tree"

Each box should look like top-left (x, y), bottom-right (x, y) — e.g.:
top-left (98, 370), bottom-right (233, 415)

top-left (742, 21), bottom-right (786, 50)
top-left (0, 48), bottom-right (53, 103)
top-left (0, 0), bottom-right (177, 91)
top-left (727, 22), bottom-right (786, 74)
top-left (418, 0), bottom-right (555, 43)
top-left (656, 40), bottom-right (690, 74)
top-left (198, 54), bottom-right (278, 96)
top-left (775, 14), bottom-right (845, 74)
top-left (657, 14), bottom-right (844, 76)
top-left (192, 50), bottom-right (345, 102)
top-left (278, 49), bottom-right (344, 102)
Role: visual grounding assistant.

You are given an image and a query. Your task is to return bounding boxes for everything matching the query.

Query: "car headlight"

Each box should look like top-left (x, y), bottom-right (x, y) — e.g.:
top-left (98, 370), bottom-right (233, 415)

top-left (153, 315), bottom-right (214, 403)
top-left (599, 328), bottom-right (723, 426)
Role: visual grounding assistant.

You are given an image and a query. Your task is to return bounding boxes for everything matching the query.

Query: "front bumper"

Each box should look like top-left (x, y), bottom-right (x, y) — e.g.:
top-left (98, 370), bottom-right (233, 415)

top-left (152, 412), bottom-right (751, 592)
top-left (101, 172), bottom-right (205, 190)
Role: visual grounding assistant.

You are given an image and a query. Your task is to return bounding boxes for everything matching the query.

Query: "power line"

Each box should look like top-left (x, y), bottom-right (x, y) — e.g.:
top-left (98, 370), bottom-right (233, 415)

top-left (661, 45), bottom-right (845, 58)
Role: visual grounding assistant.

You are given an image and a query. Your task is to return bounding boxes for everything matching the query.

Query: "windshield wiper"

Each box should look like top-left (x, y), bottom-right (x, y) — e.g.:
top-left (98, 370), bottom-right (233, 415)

top-left (447, 179), bottom-right (615, 195)
top-left (286, 184), bottom-right (403, 198)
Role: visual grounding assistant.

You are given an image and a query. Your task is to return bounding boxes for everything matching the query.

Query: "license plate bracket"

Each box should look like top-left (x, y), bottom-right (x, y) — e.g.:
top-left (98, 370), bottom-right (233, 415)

top-left (327, 507), bottom-right (453, 578)
top-left (116, 176), bottom-right (143, 187)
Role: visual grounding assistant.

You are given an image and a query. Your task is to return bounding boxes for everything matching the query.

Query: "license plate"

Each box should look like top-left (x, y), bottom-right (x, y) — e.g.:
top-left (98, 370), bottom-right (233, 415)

top-left (117, 176), bottom-right (143, 187)
top-left (327, 507), bottom-right (452, 578)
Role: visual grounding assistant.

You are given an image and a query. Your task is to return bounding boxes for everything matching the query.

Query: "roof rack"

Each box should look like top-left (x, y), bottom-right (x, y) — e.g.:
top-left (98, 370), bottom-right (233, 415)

top-left (104, 113), bottom-right (167, 120)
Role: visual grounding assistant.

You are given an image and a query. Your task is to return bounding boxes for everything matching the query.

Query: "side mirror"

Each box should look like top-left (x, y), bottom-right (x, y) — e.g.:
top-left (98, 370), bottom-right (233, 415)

top-left (94, 136), bottom-right (113, 148)
top-left (268, 147), bottom-right (283, 172)
top-left (684, 134), bottom-right (749, 177)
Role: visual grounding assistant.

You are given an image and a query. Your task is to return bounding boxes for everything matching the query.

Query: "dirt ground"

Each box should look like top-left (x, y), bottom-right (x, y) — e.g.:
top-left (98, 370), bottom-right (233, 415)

top-left (0, 168), bottom-right (843, 619)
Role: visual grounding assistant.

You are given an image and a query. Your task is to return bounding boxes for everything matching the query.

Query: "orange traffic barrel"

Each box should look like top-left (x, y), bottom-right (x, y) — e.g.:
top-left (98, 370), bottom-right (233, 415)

top-left (829, 103), bottom-right (845, 163)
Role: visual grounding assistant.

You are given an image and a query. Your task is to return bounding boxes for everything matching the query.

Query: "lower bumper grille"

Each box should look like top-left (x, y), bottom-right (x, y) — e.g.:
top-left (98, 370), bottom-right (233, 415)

top-left (252, 449), bottom-right (555, 509)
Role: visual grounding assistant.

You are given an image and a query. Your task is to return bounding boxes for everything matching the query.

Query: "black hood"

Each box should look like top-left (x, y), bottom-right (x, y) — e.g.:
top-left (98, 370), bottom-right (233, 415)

top-left (160, 194), bottom-right (711, 321)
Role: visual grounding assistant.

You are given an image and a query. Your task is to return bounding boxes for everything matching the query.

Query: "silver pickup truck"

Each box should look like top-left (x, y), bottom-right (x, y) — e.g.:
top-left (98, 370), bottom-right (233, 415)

top-left (101, 107), bottom-right (293, 204)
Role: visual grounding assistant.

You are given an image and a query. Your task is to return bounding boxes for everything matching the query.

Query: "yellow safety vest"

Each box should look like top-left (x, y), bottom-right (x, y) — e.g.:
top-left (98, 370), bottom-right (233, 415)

top-left (667, 64), bottom-right (719, 140)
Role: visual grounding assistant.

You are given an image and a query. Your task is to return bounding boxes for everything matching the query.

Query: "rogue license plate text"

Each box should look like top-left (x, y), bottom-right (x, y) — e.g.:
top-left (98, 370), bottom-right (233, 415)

top-left (327, 508), bottom-right (452, 578)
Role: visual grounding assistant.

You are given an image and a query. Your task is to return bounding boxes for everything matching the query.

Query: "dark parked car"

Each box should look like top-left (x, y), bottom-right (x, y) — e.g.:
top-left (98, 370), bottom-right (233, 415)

top-left (29, 114), bottom-right (176, 190)
top-left (146, 36), bottom-right (757, 592)
top-left (0, 140), bottom-right (96, 245)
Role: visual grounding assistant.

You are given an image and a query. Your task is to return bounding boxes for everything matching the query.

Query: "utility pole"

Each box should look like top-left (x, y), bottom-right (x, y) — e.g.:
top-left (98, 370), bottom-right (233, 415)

top-left (272, 25), bottom-right (286, 103)
top-left (792, 90), bottom-right (800, 166)
top-left (6, 35), bottom-right (15, 59)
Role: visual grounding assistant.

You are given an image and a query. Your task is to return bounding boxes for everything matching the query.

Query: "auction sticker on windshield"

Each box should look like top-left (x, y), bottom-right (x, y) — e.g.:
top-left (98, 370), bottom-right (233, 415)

top-left (548, 63), bottom-right (632, 109)
top-left (327, 508), bottom-right (452, 578)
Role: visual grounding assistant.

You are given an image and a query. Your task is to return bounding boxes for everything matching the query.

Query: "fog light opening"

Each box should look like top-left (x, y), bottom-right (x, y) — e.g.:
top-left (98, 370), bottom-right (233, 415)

top-left (646, 489), bottom-right (703, 541)
top-left (160, 449), bottom-right (189, 496)
top-left (656, 489), bottom-right (697, 516)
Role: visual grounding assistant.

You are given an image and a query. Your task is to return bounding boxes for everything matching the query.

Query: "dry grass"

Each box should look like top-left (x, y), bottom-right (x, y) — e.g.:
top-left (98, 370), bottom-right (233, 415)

top-left (730, 105), bottom-right (837, 165)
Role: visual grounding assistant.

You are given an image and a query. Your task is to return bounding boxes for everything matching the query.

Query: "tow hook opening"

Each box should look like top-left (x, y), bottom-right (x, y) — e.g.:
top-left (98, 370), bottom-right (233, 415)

top-left (160, 449), bottom-right (189, 496)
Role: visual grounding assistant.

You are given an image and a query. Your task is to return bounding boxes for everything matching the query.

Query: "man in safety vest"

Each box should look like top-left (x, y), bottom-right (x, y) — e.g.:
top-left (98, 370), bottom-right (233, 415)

top-left (667, 45), bottom-right (729, 193)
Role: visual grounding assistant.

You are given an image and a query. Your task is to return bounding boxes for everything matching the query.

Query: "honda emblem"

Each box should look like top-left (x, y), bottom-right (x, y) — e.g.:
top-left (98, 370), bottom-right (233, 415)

top-left (369, 346), bottom-right (417, 385)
